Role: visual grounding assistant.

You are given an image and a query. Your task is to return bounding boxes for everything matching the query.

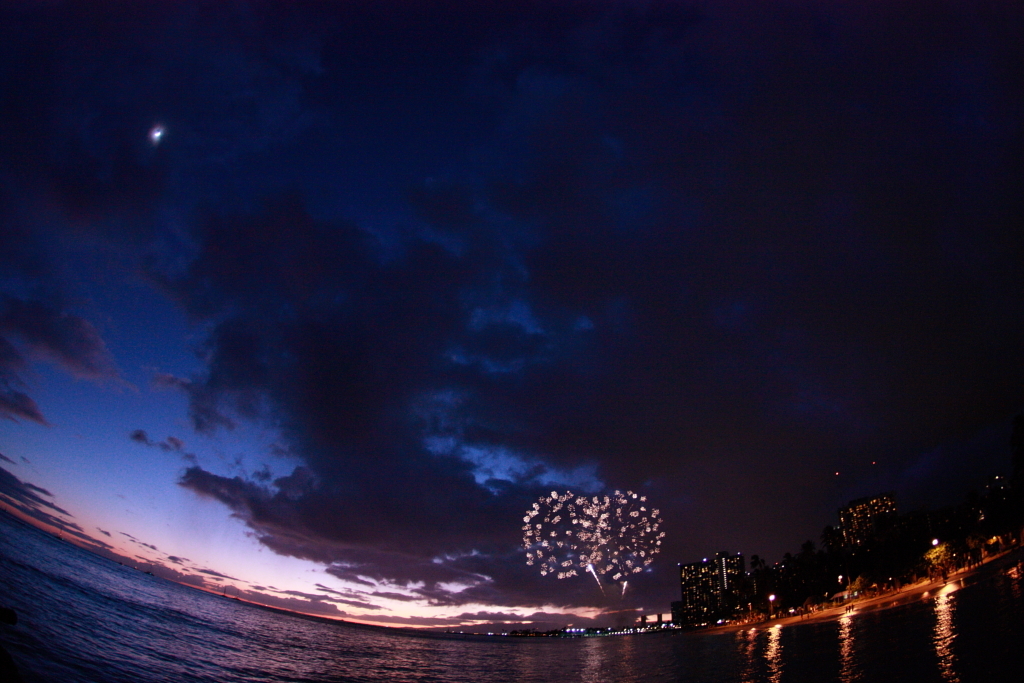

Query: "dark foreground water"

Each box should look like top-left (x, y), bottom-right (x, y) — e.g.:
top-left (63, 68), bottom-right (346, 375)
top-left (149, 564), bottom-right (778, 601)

top-left (1, 512), bottom-right (1022, 682)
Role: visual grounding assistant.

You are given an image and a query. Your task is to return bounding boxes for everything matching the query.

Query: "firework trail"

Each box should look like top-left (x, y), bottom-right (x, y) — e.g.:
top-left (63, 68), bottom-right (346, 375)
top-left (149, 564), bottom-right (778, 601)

top-left (587, 564), bottom-right (605, 594)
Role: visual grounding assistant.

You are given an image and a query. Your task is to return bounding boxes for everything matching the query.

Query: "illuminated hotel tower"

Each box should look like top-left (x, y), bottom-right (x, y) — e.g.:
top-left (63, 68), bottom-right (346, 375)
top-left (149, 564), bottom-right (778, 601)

top-left (673, 551), bottom-right (745, 626)
top-left (837, 493), bottom-right (897, 546)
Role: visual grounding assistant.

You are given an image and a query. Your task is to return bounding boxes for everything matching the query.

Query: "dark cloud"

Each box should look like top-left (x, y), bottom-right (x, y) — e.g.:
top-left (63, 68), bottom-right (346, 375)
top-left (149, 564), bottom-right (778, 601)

top-left (370, 591), bottom-right (420, 603)
top-left (197, 567), bottom-right (239, 581)
top-left (129, 429), bottom-right (153, 446)
top-left (165, 0), bottom-right (1024, 612)
top-left (0, 389), bottom-right (47, 425)
top-left (0, 335), bottom-right (48, 425)
top-left (96, 528), bottom-right (111, 537)
top-left (314, 583), bottom-right (360, 598)
top-left (151, 374), bottom-right (237, 435)
top-left (0, 465), bottom-right (71, 520)
top-left (152, 373), bottom-right (191, 391)
top-left (0, 452), bottom-right (16, 465)
top-left (274, 588), bottom-right (383, 611)
top-left (0, 296), bottom-right (119, 380)
top-left (78, 535), bottom-right (116, 554)
top-left (173, 572), bottom-right (212, 590)
top-left (119, 531), bottom-right (158, 552)
top-left (0, 295), bottom-right (120, 424)
top-left (0, 0), bottom-right (318, 426)
top-left (0, 465), bottom-right (105, 551)
top-left (3, 0), bottom-right (1022, 615)
top-left (129, 428), bottom-right (197, 463)
top-left (252, 465), bottom-right (273, 483)
top-left (178, 462), bottom-right (612, 608)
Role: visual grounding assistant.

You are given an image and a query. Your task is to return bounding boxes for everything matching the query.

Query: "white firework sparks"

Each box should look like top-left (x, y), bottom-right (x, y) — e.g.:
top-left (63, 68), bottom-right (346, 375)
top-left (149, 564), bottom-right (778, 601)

top-left (522, 489), bottom-right (665, 592)
top-left (522, 491), bottom-right (583, 580)
top-left (602, 490), bottom-right (665, 582)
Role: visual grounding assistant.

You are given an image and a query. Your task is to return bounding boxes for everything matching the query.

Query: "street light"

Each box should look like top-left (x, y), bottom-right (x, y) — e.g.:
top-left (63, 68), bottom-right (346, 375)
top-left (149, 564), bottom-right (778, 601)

top-left (932, 538), bottom-right (940, 546)
top-left (768, 594), bottom-right (776, 619)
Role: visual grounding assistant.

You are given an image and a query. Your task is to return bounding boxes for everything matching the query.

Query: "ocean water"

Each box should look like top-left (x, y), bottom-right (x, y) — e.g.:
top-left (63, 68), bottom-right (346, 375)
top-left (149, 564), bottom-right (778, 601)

top-left (1, 511), bottom-right (1021, 683)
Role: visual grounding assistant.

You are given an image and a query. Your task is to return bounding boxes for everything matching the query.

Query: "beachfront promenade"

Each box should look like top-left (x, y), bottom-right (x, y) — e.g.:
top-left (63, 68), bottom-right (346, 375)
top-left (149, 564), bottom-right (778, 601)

top-left (708, 545), bottom-right (1022, 634)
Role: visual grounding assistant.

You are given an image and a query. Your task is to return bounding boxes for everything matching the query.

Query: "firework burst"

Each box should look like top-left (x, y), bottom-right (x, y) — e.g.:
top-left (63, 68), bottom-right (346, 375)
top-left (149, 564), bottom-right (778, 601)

top-left (522, 489), bottom-right (665, 591)
top-left (601, 490), bottom-right (665, 583)
top-left (522, 491), bottom-right (584, 580)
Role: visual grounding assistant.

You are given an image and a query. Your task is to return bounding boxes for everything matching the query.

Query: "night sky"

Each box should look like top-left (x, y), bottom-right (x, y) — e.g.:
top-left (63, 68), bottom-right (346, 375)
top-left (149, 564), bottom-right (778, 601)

top-left (1, 0), bottom-right (1022, 630)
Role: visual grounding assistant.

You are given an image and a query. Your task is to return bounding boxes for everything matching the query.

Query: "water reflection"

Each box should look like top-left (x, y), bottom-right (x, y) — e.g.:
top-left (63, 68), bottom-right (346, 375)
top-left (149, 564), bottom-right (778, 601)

top-left (736, 627), bottom-right (758, 683)
top-left (579, 637), bottom-right (606, 683)
top-left (838, 615), bottom-right (860, 683)
top-left (766, 625), bottom-right (783, 683)
top-left (933, 587), bottom-right (959, 682)
top-left (1006, 561), bottom-right (1022, 602)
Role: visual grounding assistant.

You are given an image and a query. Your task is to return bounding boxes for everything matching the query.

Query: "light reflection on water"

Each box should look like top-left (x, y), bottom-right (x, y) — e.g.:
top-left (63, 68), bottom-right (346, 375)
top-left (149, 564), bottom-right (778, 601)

top-left (579, 635), bottom-right (607, 683)
top-left (1007, 563), bottom-right (1022, 602)
top-left (838, 615), bottom-right (859, 683)
top-left (932, 587), bottom-right (959, 682)
top-left (735, 627), bottom-right (758, 683)
top-left (765, 625), bottom-right (783, 683)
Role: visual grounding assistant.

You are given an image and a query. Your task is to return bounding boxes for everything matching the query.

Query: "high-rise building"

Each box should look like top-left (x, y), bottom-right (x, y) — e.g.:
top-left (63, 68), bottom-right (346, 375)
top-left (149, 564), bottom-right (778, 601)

top-left (673, 551), bottom-right (745, 626)
top-left (715, 551), bottom-right (745, 610)
top-left (838, 493), bottom-right (897, 546)
top-left (675, 558), bottom-right (717, 625)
